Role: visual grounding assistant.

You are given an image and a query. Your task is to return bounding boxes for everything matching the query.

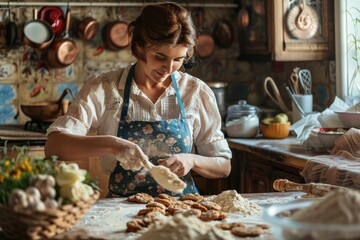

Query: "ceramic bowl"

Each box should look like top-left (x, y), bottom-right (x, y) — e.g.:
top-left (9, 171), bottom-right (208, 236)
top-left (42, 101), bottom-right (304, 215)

top-left (260, 122), bottom-right (291, 139)
top-left (335, 111), bottom-right (360, 128)
top-left (312, 127), bottom-right (347, 150)
top-left (263, 200), bottom-right (360, 240)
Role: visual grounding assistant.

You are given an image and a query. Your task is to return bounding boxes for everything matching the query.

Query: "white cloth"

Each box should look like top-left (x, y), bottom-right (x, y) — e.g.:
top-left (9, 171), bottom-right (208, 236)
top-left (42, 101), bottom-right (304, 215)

top-left (301, 128), bottom-right (360, 189)
top-left (47, 64), bottom-right (232, 173)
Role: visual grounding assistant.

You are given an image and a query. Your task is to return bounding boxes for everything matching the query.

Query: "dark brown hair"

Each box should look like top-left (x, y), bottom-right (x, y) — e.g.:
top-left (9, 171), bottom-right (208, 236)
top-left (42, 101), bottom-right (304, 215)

top-left (128, 2), bottom-right (197, 62)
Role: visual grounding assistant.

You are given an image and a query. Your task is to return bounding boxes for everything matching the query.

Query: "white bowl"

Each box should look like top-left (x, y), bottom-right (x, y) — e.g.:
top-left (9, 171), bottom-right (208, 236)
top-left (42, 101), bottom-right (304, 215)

top-left (312, 127), bottom-right (347, 150)
top-left (226, 115), bottom-right (259, 138)
top-left (263, 200), bottom-right (360, 240)
top-left (335, 111), bottom-right (360, 128)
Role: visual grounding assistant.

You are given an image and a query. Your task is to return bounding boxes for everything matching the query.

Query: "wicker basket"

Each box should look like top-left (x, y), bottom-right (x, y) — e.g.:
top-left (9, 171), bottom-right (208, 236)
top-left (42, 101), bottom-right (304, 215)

top-left (0, 191), bottom-right (100, 240)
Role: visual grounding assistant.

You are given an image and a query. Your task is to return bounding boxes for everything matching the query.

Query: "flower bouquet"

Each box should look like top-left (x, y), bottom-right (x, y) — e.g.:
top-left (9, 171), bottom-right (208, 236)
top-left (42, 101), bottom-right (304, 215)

top-left (0, 146), bottom-right (100, 240)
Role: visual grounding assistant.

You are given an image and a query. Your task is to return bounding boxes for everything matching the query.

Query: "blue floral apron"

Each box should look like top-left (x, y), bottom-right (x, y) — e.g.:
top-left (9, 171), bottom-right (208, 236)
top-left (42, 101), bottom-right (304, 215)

top-left (107, 64), bottom-right (199, 197)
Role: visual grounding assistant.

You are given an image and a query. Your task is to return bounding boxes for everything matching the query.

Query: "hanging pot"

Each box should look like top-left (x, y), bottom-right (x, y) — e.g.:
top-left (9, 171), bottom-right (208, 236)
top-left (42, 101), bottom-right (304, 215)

top-left (47, 7), bottom-right (78, 68)
top-left (39, 6), bottom-right (65, 36)
top-left (77, 7), bottom-right (99, 40)
top-left (103, 20), bottom-right (130, 51)
top-left (23, 8), bottom-right (54, 49)
top-left (20, 88), bottom-right (75, 121)
top-left (213, 19), bottom-right (234, 49)
top-left (5, 6), bottom-right (17, 47)
top-left (196, 8), bottom-right (215, 58)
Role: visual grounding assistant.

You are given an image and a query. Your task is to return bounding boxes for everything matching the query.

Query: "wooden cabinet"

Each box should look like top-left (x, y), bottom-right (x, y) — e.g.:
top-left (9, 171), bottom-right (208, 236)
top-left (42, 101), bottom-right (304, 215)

top-left (230, 149), bottom-right (304, 193)
top-left (238, 0), bottom-right (335, 61)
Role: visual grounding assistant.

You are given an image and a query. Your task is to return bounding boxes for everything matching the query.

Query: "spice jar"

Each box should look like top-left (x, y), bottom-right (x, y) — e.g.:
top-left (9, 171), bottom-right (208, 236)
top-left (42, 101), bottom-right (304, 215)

top-left (225, 100), bottom-right (260, 138)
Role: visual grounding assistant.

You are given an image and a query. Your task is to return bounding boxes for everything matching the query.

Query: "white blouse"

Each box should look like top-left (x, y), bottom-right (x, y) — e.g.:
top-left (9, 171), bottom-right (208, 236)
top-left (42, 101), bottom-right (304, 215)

top-left (47, 64), bottom-right (232, 173)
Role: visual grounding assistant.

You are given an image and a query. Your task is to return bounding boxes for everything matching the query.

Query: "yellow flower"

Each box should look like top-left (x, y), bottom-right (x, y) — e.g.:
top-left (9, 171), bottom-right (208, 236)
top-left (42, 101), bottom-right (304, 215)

top-left (10, 169), bottom-right (22, 179)
top-left (4, 160), bottom-right (10, 167)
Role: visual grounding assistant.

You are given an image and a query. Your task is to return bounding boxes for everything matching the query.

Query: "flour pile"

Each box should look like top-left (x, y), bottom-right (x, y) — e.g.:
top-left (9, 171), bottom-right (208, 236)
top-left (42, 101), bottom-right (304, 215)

top-left (284, 188), bottom-right (360, 240)
top-left (136, 214), bottom-right (234, 240)
top-left (202, 190), bottom-right (261, 216)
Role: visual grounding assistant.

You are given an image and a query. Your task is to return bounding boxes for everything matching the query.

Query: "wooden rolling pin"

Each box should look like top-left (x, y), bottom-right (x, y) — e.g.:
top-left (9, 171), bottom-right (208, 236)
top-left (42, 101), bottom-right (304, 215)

top-left (273, 179), bottom-right (349, 197)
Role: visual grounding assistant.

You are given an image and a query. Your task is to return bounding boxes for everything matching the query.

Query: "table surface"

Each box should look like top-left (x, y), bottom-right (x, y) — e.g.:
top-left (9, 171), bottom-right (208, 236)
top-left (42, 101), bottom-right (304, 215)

top-left (53, 191), bottom-right (307, 240)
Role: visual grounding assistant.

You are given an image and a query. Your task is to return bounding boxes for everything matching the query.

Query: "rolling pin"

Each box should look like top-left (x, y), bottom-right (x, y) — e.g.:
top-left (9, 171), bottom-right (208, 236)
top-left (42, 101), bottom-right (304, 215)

top-left (273, 179), bottom-right (349, 197)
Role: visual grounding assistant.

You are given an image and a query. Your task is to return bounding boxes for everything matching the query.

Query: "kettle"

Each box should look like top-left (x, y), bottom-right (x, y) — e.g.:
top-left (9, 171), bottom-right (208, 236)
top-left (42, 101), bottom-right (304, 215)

top-left (225, 100), bottom-right (259, 138)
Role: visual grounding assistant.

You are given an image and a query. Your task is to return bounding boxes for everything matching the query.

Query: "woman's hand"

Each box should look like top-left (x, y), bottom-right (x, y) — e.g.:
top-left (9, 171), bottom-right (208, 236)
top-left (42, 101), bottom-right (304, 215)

top-left (158, 154), bottom-right (195, 177)
top-left (112, 137), bottom-right (146, 171)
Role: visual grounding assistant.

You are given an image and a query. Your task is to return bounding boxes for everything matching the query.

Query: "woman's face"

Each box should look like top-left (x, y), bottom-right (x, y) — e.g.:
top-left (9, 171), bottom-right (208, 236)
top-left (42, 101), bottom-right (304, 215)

top-left (140, 44), bottom-right (188, 83)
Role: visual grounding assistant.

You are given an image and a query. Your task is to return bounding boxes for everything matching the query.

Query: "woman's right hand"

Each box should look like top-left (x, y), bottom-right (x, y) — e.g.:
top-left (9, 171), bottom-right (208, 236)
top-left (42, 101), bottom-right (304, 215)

top-left (111, 137), bottom-right (146, 170)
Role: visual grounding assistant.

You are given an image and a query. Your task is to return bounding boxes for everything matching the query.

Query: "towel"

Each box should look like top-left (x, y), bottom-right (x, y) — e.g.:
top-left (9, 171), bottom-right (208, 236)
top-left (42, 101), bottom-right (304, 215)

top-left (301, 128), bottom-right (360, 189)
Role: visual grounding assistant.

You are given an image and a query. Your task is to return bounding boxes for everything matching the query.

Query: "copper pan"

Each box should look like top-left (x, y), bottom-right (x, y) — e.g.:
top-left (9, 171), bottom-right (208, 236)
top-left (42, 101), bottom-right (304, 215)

top-left (196, 8), bottom-right (215, 58)
top-left (77, 8), bottom-right (99, 40)
top-left (47, 7), bottom-right (78, 68)
top-left (21, 88), bottom-right (75, 121)
top-left (23, 8), bottom-right (54, 49)
top-left (103, 20), bottom-right (130, 51)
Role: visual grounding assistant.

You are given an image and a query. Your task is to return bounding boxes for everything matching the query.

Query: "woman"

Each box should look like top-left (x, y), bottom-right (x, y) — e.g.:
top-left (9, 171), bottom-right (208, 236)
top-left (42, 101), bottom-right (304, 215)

top-left (45, 2), bottom-right (232, 197)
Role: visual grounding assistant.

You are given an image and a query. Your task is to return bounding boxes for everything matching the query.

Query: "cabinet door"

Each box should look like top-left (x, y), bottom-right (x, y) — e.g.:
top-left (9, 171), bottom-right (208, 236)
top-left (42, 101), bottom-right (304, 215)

top-left (272, 0), bottom-right (335, 61)
top-left (245, 160), bottom-right (273, 193)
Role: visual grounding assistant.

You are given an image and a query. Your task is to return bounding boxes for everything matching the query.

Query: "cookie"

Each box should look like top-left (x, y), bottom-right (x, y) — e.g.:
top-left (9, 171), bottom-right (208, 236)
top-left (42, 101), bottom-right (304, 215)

top-left (181, 200), bottom-right (196, 206)
top-left (182, 208), bottom-right (202, 218)
top-left (154, 198), bottom-right (172, 207)
top-left (217, 211), bottom-right (227, 220)
top-left (146, 201), bottom-right (166, 210)
top-left (126, 219), bottom-right (147, 232)
top-left (191, 202), bottom-right (208, 212)
top-left (199, 210), bottom-right (221, 221)
top-left (179, 193), bottom-right (204, 202)
top-left (127, 193), bottom-right (154, 204)
top-left (255, 223), bottom-right (271, 229)
top-left (215, 222), bottom-right (246, 230)
top-left (167, 203), bottom-right (191, 215)
top-left (137, 207), bottom-right (166, 216)
top-left (200, 201), bottom-right (222, 211)
top-left (231, 226), bottom-right (264, 237)
top-left (158, 193), bottom-right (177, 203)
top-left (144, 211), bottom-right (165, 220)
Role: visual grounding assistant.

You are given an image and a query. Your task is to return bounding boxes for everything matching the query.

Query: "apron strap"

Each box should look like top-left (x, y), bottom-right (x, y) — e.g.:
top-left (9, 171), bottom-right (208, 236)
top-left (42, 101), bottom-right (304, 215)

top-left (171, 73), bottom-right (186, 120)
top-left (120, 64), bottom-right (186, 120)
top-left (120, 64), bottom-right (135, 121)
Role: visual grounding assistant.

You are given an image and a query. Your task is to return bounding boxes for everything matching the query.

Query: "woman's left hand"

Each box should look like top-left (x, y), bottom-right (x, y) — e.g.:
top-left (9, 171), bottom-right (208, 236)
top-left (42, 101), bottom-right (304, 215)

top-left (157, 154), bottom-right (194, 177)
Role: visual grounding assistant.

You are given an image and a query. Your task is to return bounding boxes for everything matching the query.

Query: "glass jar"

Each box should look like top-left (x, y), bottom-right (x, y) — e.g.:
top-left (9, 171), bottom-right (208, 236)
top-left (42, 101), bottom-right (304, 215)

top-left (225, 100), bottom-right (260, 138)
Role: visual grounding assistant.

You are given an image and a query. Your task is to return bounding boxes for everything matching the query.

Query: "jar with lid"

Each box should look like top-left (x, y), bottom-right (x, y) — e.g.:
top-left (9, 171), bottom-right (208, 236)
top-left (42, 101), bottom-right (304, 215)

top-left (225, 100), bottom-right (260, 138)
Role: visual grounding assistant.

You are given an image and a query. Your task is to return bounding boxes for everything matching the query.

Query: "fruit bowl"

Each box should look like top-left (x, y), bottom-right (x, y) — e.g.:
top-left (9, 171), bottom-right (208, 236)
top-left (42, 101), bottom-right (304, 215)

top-left (312, 127), bottom-right (347, 150)
top-left (260, 122), bottom-right (291, 139)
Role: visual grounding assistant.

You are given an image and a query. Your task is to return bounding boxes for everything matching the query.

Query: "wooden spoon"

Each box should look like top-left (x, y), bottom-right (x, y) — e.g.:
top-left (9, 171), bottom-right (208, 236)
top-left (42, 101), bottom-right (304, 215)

top-left (140, 157), bottom-right (187, 193)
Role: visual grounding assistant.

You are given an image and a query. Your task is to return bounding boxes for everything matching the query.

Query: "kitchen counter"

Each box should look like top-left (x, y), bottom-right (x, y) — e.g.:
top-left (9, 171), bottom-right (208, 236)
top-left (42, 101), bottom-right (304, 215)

top-left (51, 191), bottom-right (306, 240)
top-left (0, 125), bottom-right (46, 146)
top-left (227, 136), bottom-right (318, 170)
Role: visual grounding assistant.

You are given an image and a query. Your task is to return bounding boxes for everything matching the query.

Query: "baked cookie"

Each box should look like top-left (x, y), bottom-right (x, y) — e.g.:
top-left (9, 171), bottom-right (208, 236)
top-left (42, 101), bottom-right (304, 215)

top-left (146, 201), bottom-right (167, 210)
top-left (182, 208), bottom-right (202, 218)
top-left (231, 226), bottom-right (264, 237)
top-left (200, 201), bottom-right (222, 211)
top-left (126, 219), bottom-right (147, 232)
top-left (127, 193), bottom-right (154, 204)
top-left (137, 207), bottom-right (166, 216)
top-left (215, 222), bottom-right (246, 230)
top-left (179, 193), bottom-right (204, 202)
top-left (158, 193), bottom-right (177, 203)
top-left (191, 202), bottom-right (208, 212)
top-left (199, 210), bottom-right (221, 221)
top-left (255, 223), bottom-right (271, 229)
top-left (154, 198), bottom-right (172, 207)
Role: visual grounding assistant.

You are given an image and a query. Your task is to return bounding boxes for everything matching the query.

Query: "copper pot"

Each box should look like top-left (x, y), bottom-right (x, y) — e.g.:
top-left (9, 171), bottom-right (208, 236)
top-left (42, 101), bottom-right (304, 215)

top-left (196, 8), bottom-right (215, 58)
top-left (77, 15), bottom-right (99, 40)
top-left (23, 8), bottom-right (54, 49)
top-left (103, 20), bottom-right (130, 51)
top-left (47, 7), bottom-right (78, 68)
top-left (20, 88), bottom-right (75, 121)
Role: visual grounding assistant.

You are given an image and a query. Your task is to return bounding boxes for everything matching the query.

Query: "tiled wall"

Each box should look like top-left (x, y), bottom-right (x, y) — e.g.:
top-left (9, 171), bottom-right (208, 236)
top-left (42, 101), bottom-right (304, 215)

top-left (0, 3), bottom-right (336, 125)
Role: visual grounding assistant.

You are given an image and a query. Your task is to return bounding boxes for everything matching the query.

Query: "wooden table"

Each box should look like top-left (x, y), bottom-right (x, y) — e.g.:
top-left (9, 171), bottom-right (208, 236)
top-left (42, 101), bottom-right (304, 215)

top-left (53, 191), bottom-right (305, 240)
